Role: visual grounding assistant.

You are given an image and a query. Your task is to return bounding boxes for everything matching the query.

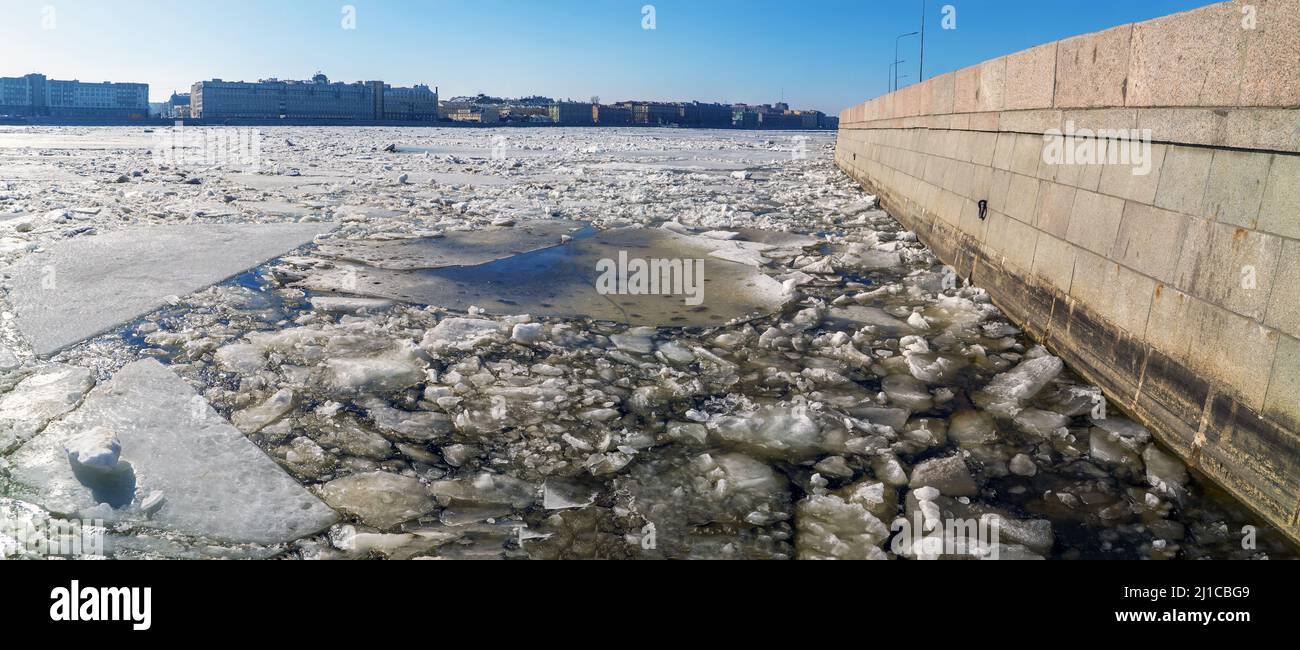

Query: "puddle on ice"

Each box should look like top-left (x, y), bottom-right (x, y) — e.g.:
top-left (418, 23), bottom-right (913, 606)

top-left (298, 225), bottom-right (790, 326)
top-left (313, 219), bottom-right (587, 270)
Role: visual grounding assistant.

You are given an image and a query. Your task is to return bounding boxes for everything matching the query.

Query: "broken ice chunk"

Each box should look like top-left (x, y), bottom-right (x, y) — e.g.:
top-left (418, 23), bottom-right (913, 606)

top-left (948, 410), bottom-right (998, 446)
top-left (511, 322), bottom-right (544, 344)
top-left (1012, 408), bottom-right (1069, 437)
top-left (881, 374), bottom-right (934, 411)
top-left (618, 452), bottom-right (793, 558)
top-left (795, 494), bottom-right (890, 560)
top-left (836, 478), bottom-right (898, 522)
top-left (64, 426), bottom-right (121, 470)
top-left (421, 318), bottom-right (506, 353)
top-left (429, 472), bottom-right (536, 525)
top-left (309, 296), bottom-right (396, 314)
top-left (909, 455), bottom-right (979, 497)
top-left (324, 344), bottom-right (426, 395)
top-left (1088, 426), bottom-right (1144, 470)
top-left (610, 327), bottom-right (656, 354)
top-left (6, 360), bottom-right (337, 544)
top-left (231, 388), bottom-right (295, 434)
top-left (712, 404), bottom-right (826, 459)
top-left (1143, 446), bottom-right (1189, 498)
top-left (5, 223), bottom-right (333, 357)
top-left (973, 352), bottom-right (1063, 417)
top-left (317, 471), bottom-right (437, 530)
top-left (543, 478), bottom-right (600, 510)
top-left (0, 364), bottom-right (95, 454)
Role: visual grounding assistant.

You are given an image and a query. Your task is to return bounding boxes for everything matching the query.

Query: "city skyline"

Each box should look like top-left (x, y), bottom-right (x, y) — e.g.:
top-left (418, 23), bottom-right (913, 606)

top-left (1, 0), bottom-right (1220, 113)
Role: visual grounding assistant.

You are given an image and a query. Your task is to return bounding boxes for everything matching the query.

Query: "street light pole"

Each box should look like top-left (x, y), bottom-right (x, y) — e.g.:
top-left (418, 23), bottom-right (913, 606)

top-left (919, 1), bottom-right (926, 83)
top-left (891, 61), bottom-right (907, 92)
top-left (894, 31), bottom-right (919, 92)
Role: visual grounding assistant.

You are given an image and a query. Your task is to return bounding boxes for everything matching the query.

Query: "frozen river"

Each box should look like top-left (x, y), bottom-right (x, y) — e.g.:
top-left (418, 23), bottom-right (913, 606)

top-left (0, 126), bottom-right (1291, 559)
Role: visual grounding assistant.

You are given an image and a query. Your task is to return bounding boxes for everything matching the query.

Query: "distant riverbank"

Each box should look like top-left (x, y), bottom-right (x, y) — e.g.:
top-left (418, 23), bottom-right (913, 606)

top-left (0, 116), bottom-right (835, 131)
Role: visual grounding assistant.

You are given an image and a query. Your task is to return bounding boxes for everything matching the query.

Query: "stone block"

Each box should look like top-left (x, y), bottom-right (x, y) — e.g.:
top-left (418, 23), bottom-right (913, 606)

top-left (1001, 216), bottom-right (1039, 272)
top-left (1060, 108), bottom-right (1138, 133)
top-left (958, 196), bottom-right (989, 241)
top-left (969, 131), bottom-right (998, 166)
top-left (1053, 25), bottom-right (1133, 108)
top-left (1154, 145), bottom-right (1214, 215)
top-left (1065, 189), bottom-right (1125, 256)
top-left (1265, 335), bottom-right (1300, 431)
top-left (968, 112), bottom-right (1000, 131)
top-left (1174, 217), bottom-right (1284, 321)
top-left (1203, 149), bottom-right (1271, 228)
top-left (1005, 172), bottom-right (1042, 224)
top-left (1222, 108), bottom-right (1300, 152)
top-left (923, 154), bottom-right (950, 185)
top-left (915, 80), bottom-right (935, 118)
top-left (1098, 143), bottom-right (1166, 203)
top-left (1264, 238), bottom-right (1300, 338)
top-left (1111, 202), bottom-right (1191, 283)
top-left (1135, 108), bottom-right (1226, 147)
top-left (1259, 154), bottom-right (1300, 239)
top-left (1111, 263), bottom-right (1158, 338)
top-left (954, 65), bottom-right (981, 113)
top-left (988, 168), bottom-right (1014, 214)
top-left (1035, 181), bottom-right (1077, 237)
top-left (982, 210), bottom-right (1011, 250)
top-left (1031, 231), bottom-right (1078, 292)
top-left (999, 109), bottom-right (1063, 134)
top-left (928, 72), bottom-right (956, 115)
top-left (1128, 2), bottom-right (1247, 106)
top-left (938, 189), bottom-right (965, 227)
top-left (1239, 0), bottom-right (1300, 107)
top-left (1069, 250), bottom-right (1153, 337)
top-left (1004, 42), bottom-right (1058, 110)
top-left (1145, 283), bottom-right (1199, 362)
top-left (992, 132), bottom-right (1015, 170)
top-left (977, 57), bottom-right (1007, 112)
top-left (1187, 300), bottom-right (1279, 411)
top-left (1010, 133), bottom-right (1045, 176)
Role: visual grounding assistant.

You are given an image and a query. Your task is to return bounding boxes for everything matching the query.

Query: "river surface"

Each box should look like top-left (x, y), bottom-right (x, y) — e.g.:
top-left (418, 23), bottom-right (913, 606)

top-left (0, 126), bottom-right (1292, 559)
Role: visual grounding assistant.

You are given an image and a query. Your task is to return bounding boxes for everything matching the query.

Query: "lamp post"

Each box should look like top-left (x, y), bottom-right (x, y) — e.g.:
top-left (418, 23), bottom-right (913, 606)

top-left (894, 31), bottom-right (919, 91)
top-left (919, 0), bottom-right (926, 83)
top-left (889, 61), bottom-right (908, 93)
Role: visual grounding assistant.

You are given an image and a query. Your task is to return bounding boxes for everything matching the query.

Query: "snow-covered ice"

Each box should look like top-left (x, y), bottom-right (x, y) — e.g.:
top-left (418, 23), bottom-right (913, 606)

top-left (5, 359), bottom-right (337, 545)
top-left (4, 222), bottom-right (332, 356)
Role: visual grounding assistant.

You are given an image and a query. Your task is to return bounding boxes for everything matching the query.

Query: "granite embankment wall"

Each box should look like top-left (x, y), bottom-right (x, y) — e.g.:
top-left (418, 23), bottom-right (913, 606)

top-left (835, 0), bottom-right (1300, 541)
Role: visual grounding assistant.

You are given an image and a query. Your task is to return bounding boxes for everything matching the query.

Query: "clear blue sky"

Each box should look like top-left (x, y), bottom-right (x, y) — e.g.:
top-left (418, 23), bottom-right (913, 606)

top-left (1, 0), bottom-right (1220, 112)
